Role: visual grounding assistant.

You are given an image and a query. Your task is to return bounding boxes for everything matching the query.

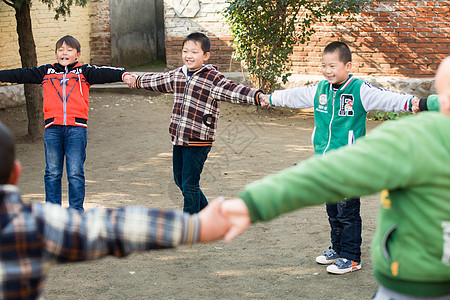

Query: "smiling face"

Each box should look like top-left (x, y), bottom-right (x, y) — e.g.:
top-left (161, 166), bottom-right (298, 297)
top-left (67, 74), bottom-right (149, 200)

top-left (55, 42), bottom-right (81, 66)
top-left (321, 51), bottom-right (352, 85)
top-left (182, 40), bottom-right (210, 71)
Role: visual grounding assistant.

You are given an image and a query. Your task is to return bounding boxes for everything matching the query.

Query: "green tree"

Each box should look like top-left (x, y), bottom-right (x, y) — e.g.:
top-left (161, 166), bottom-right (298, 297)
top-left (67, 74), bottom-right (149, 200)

top-left (223, 0), bottom-right (372, 93)
top-left (2, 0), bottom-right (88, 140)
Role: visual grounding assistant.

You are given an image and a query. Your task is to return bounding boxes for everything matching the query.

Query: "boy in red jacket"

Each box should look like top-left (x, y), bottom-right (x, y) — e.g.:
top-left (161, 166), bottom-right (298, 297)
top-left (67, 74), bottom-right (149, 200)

top-left (0, 35), bottom-right (135, 212)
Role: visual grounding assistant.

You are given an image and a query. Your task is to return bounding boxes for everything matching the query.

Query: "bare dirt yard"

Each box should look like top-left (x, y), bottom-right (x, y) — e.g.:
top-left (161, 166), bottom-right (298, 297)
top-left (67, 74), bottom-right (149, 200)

top-left (1, 89), bottom-right (382, 299)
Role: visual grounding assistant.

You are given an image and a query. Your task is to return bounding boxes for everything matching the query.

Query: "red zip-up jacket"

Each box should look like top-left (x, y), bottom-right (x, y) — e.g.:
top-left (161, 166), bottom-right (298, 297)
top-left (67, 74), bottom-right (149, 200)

top-left (0, 62), bottom-right (129, 128)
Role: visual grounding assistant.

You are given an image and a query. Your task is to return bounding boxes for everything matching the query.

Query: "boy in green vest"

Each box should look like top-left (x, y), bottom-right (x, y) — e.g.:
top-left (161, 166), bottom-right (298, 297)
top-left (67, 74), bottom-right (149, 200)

top-left (259, 41), bottom-right (419, 274)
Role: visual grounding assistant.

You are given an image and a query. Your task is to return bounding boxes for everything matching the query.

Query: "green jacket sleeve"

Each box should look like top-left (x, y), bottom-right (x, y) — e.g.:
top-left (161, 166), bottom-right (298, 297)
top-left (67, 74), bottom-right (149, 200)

top-left (239, 114), bottom-right (437, 223)
top-left (419, 94), bottom-right (440, 112)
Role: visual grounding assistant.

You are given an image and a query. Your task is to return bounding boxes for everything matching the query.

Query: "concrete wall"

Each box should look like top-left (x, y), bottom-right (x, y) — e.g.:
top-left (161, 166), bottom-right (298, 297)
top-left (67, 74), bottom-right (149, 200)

top-left (110, 0), bottom-right (166, 67)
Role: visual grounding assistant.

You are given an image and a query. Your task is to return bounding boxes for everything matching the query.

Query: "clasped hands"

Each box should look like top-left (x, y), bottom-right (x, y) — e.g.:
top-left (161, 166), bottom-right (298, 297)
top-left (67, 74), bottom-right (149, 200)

top-left (197, 197), bottom-right (252, 243)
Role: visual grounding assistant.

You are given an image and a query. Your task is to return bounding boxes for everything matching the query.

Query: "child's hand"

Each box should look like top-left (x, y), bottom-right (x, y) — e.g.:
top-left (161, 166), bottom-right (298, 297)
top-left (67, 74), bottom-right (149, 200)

top-left (259, 94), bottom-right (271, 107)
top-left (220, 198), bottom-right (251, 242)
top-left (123, 74), bottom-right (136, 89)
top-left (411, 96), bottom-right (420, 114)
top-left (197, 197), bottom-right (231, 242)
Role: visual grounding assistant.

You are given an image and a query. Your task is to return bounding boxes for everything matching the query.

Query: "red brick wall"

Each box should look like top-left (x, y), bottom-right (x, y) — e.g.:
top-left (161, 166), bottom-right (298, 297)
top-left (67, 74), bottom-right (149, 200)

top-left (165, 36), bottom-right (241, 72)
top-left (90, 0), bottom-right (112, 66)
top-left (166, 0), bottom-right (450, 77)
top-left (290, 0), bottom-right (450, 77)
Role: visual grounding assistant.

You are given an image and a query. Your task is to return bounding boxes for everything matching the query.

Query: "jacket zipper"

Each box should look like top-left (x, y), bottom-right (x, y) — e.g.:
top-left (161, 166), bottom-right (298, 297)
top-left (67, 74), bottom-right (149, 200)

top-left (176, 67), bottom-right (201, 144)
top-left (63, 66), bottom-right (67, 125)
top-left (323, 89), bottom-right (336, 154)
top-left (176, 70), bottom-right (192, 142)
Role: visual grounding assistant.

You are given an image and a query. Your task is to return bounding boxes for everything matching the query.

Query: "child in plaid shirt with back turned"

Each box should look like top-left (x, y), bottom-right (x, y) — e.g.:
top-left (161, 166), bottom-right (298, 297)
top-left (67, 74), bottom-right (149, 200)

top-left (135, 32), bottom-right (265, 214)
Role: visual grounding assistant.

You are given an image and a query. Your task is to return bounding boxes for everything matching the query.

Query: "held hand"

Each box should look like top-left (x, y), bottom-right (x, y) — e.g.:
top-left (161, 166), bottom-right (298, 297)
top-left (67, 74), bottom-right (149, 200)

top-left (220, 198), bottom-right (251, 242)
top-left (197, 197), bottom-right (231, 242)
top-left (411, 96), bottom-right (420, 114)
top-left (123, 74), bottom-right (136, 89)
top-left (259, 94), bottom-right (271, 107)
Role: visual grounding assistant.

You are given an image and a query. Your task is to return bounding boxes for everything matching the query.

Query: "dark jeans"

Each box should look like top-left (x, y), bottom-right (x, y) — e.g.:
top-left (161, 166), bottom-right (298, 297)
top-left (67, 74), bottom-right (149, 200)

top-left (326, 198), bottom-right (362, 262)
top-left (44, 125), bottom-right (87, 212)
top-left (172, 145), bottom-right (211, 214)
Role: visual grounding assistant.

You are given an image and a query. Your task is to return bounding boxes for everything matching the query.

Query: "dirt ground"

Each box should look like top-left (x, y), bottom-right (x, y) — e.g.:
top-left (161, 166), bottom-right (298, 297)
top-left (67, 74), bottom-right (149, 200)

top-left (0, 89), bottom-right (383, 299)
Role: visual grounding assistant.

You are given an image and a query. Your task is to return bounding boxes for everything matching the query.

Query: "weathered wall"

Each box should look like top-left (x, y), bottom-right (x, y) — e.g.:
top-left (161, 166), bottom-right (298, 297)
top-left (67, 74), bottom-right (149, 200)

top-left (163, 0), bottom-right (450, 77)
top-left (0, 2), bottom-right (91, 108)
top-left (110, 0), bottom-right (166, 68)
top-left (0, 2), bottom-right (91, 70)
top-left (89, 0), bottom-right (111, 66)
top-left (164, 0), bottom-right (239, 72)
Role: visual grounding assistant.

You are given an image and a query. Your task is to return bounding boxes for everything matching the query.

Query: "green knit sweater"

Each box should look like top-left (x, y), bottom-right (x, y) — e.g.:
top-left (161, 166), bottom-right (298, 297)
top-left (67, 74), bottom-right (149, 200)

top-left (240, 112), bottom-right (450, 297)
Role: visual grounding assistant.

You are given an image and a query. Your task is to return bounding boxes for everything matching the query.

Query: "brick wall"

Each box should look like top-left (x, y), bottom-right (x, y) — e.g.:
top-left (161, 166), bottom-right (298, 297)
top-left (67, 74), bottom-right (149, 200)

top-left (0, 2), bottom-right (91, 69)
top-left (89, 0), bottom-right (111, 66)
top-left (164, 0), bottom-right (241, 71)
top-left (164, 0), bottom-right (450, 77)
top-left (291, 0), bottom-right (450, 77)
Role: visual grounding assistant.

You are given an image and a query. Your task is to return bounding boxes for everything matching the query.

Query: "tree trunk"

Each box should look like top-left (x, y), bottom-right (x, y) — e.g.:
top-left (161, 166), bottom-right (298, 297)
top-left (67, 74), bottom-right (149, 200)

top-left (15, 2), bottom-right (43, 140)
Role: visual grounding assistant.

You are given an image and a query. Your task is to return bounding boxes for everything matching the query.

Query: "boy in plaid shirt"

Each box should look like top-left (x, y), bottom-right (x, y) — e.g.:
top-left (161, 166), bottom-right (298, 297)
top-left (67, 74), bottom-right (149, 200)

top-left (0, 121), bottom-right (229, 300)
top-left (135, 32), bottom-right (265, 214)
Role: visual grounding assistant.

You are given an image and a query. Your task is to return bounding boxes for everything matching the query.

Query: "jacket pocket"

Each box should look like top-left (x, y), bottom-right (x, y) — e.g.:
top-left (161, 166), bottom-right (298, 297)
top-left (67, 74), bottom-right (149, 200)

top-left (382, 224), bottom-right (398, 263)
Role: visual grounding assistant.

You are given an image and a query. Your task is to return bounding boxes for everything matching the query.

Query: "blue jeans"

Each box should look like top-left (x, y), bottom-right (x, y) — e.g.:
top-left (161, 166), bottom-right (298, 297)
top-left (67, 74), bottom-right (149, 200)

top-left (326, 198), bottom-right (362, 262)
top-left (44, 125), bottom-right (87, 212)
top-left (173, 145), bottom-right (211, 214)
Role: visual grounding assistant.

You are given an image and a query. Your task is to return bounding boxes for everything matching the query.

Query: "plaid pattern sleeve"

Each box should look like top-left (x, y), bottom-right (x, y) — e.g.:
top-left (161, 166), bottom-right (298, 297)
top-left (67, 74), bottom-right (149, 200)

top-left (210, 72), bottom-right (263, 105)
top-left (0, 185), bottom-right (199, 300)
top-left (35, 204), bottom-right (200, 261)
top-left (135, 69), bottom-right (177, 93)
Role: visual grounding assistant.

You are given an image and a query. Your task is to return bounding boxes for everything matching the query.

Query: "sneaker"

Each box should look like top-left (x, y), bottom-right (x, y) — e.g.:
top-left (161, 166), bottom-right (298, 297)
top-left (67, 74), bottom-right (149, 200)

top-left (315, 247), bottom-right (339, 265)
top-left (326, 258), bottom-right (361, 274)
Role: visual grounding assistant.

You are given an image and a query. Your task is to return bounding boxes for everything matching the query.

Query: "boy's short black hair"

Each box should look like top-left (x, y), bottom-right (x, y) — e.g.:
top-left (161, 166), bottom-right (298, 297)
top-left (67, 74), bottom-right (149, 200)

top-left (0, 122), bottom-right (15, 184)
top-left (323, 41), bottom-right (352, 64)
top-left (55, 35), bottom-right (81, 53)
top-left (182, 32), bottom-right (211, 53)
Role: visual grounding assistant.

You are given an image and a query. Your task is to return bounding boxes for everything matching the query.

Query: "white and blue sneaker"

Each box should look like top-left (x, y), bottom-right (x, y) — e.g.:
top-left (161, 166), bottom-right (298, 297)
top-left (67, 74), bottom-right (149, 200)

top-left (326, 258), bottom-right (361, 274)
top-left (315, 247), bottom-right (339, 265)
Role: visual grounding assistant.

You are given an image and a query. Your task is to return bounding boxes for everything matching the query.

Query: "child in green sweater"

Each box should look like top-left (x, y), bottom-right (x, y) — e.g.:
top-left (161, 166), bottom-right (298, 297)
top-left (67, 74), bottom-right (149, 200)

top-left (216, 57), bottom-right (450, 299)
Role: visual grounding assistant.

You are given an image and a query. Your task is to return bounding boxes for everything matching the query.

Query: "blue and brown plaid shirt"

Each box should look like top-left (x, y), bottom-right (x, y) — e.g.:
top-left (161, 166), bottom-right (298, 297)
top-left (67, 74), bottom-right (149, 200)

top-left (0, 185), bottom-right (200, 300)
top-left (136, 64), bottom-right (263, 146)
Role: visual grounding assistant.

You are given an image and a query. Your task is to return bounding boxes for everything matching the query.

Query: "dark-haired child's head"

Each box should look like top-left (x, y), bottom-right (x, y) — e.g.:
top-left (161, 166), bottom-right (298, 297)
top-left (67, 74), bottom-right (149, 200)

top-left (55, 35), bottom-right (81, 53)
top-left (0, 122), bottom-right (15, 184)
top-left (183, 32), bottom-right (211, 54)
top-left (55, 35), bottom-right (81, 67)
top-left (181, 32), bottom-right (211, 71)
top-left (321, 41), bottom-right (353, 85)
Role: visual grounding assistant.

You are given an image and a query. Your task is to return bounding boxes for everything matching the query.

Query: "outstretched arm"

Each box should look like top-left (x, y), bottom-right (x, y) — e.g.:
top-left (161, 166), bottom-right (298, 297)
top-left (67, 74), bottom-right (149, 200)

top-left (210, 74), bottom-right (263, 105)
top-left (35, 204), bottom-right (200, 262)
top-left (0, 65), bottom-right (47, 84)
top-left (135, 71), bottom-right (175, 93)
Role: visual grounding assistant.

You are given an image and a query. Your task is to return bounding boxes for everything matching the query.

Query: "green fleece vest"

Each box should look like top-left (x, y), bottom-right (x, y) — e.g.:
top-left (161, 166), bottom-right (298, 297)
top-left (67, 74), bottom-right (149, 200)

top-left (313, 76), bottom-right (366, 154)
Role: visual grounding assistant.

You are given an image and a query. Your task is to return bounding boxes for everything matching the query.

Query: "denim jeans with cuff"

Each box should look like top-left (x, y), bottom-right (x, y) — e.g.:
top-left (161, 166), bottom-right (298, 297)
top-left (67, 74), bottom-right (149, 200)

top-left (326, 197), bottom-right (362, 262)
top-left (44, 125), bottom-right (87, 212)
top-left (172, 145), bottom-right (211, 214)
